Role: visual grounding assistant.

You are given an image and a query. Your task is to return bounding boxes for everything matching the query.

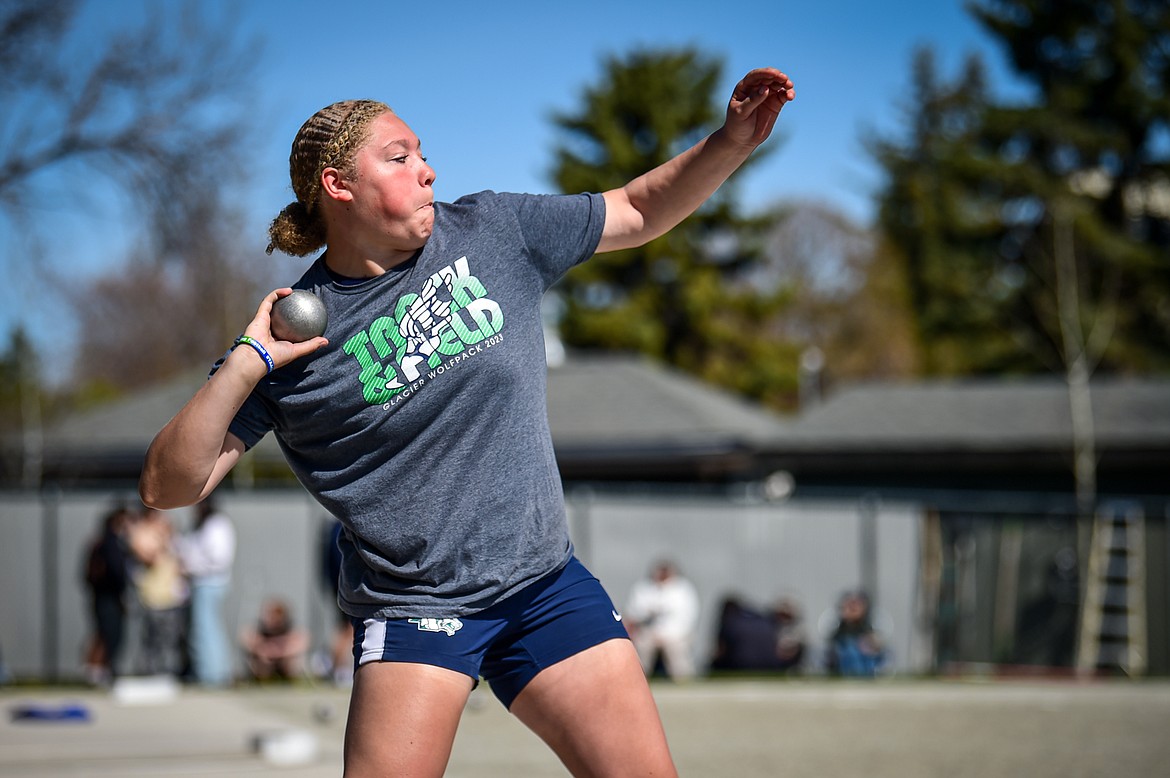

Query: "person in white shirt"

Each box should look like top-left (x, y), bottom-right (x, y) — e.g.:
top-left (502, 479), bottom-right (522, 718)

top-left (177, 498), bottom-right (236, 686)
top-left (625, 561), bottom-right (700, 681)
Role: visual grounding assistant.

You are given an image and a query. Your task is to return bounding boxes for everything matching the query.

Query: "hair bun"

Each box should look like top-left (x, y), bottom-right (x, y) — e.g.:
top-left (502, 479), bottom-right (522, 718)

top-left (266, 200), bottom-right (325, 257)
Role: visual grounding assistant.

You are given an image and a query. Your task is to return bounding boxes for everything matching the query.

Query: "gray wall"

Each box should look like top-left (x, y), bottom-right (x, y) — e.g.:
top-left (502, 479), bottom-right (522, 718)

top-left (0, 490), bottom-right (335, 683)
top-left (0, 489), bottom-right (926, 682)
top-left (568, 491), bottom-right (926, 672)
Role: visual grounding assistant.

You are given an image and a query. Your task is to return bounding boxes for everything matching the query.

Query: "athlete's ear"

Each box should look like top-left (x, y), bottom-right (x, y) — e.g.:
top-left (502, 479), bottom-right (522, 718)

top-left (321, 167), bottom-right (353, 203)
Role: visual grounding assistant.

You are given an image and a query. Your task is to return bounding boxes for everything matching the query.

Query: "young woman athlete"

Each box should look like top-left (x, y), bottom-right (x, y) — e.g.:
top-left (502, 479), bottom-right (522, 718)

top-left (140, 66), bottom-right (794, 777)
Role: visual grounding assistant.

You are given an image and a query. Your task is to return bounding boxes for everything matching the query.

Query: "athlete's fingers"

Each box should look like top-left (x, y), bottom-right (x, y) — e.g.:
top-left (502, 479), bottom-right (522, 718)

top-left (732, 68), bottom-right (793, 102)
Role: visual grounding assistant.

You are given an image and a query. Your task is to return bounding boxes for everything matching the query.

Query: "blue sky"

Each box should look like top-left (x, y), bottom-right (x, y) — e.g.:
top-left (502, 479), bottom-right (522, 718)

top-left (241, 0), bottom-right (1018, 225)
top-left (7, 0), bottom-right (1026, 361)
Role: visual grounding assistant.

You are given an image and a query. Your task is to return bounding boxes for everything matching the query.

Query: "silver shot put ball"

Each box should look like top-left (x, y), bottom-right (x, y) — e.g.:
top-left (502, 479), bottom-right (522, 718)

top-left (271, 290), bottom-right (328, 342)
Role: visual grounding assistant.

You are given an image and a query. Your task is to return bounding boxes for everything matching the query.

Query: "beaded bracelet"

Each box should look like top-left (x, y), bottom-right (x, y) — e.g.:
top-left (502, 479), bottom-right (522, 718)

top-left (233, 335), bottom-right (275, 373)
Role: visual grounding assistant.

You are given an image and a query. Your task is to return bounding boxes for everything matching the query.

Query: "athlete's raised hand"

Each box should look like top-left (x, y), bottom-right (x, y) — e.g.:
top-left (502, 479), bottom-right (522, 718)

top-left (723, 67), bottom-right (795, 149)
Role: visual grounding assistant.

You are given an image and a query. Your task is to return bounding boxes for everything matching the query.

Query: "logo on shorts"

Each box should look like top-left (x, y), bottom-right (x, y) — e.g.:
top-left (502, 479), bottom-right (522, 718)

top-left (409, 617), bottom-right (464, 637)
top-left (612, 610), bottom-right (623, 622)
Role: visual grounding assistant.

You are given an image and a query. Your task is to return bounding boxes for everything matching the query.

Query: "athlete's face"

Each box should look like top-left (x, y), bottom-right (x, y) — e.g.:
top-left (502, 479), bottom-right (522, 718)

top-left (342, 112), bottom-right (437, 253)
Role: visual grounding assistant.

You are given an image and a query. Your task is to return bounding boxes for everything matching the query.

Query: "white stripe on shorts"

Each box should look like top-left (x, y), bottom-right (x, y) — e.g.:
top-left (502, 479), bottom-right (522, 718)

top-left (357, 618), bottom-right (388, 666)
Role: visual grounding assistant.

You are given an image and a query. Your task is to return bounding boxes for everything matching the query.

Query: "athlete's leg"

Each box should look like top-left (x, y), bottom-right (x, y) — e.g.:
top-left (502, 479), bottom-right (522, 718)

top-left (343, 661), bottom-right (474, 778)
top-left (509, 638), bottom-right (677, 778)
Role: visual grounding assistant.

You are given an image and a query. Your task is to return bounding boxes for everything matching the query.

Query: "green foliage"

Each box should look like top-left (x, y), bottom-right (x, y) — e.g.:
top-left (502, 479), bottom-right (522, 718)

top-left (0, 328), bottom-right (49, 484)
top-left (0, 328), bottom-right (38, 433)
top-left (549, 48), bottom-right (802, 407)
top-left (873, 0), bottom-right (1170, 375)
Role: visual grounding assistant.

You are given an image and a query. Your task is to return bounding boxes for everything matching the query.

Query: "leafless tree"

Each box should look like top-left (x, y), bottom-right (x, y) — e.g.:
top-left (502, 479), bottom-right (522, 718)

top-left (0, 0), bottom-right (276, 394)
top-left (0, 0), bottom-right (259, 247)
top-left (758, 201), bottom-right (920, 395)
top-left (67, 200), bottom-right (278, 392)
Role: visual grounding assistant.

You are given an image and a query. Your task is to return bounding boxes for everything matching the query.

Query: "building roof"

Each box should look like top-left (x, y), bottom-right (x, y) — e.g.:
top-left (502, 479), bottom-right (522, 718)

top-left (767, 376), bottom-right (1170, 500)
top-left (7, 357), bottom-right (1168, 493)
top-left (549, 355), bottom-right (789, 446)
top-left (13, 354), bottom-right (792, 485)
top-left (547, 354), bottom-right (789, 480)
top-left (779, 377), bottom-right (1170, 452)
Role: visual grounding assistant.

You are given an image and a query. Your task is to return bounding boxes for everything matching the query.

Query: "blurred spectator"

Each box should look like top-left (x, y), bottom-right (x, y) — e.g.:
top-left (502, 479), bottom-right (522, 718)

top-left (176, 497), bottom-right (236, 686)
top-left (710, 597), bottom-right (779, 671)
top-left (709, 596), bottom-right (807, 674)
top-left (625, 560), bottom-right (700, 681)
top-left (772, 597), bottom-right (807, 673)
top-left (81, 505), bottom-right (133, 685)
top-left (826, 590), bottom-right (886, 677)
top-left (127, 507), bottom-right (189, 676)
top-left (240, 598), bottom-right (310, 681)
top-left (1015, 546), bottom-right (1079, 667)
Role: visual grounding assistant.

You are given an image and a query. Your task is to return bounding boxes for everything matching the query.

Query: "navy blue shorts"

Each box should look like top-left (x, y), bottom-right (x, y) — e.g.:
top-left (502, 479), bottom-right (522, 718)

top-left (352, 556), bottom-right (630, 708)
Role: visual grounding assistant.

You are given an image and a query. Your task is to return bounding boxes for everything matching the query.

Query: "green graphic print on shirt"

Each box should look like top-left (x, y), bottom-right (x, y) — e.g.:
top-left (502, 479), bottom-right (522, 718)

top-left (341, 256), bottom-right (504, 406)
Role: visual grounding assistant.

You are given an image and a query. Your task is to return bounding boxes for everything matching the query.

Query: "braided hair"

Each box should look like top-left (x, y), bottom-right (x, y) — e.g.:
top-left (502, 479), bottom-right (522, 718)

top-left (266, 99), bottom-right (393, 256)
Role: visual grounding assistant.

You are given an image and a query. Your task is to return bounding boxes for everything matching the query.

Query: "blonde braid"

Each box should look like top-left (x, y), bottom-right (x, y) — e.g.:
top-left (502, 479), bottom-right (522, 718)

top-left (266, 99), bottom-right (393, 256)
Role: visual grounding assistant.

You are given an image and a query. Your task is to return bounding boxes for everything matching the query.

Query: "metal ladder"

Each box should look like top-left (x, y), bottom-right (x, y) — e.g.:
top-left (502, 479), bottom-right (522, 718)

top-left (1076, 503), bottom-right (1147, 676)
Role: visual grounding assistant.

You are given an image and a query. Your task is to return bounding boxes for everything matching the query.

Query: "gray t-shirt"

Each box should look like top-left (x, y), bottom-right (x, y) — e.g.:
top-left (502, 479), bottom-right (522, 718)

top-left (226, 190), bottom-right (606, 618)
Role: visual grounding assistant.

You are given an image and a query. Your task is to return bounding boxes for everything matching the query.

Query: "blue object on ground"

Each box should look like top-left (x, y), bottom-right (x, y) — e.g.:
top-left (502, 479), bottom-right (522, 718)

top-left (9, 702), bottom-right (92, 723)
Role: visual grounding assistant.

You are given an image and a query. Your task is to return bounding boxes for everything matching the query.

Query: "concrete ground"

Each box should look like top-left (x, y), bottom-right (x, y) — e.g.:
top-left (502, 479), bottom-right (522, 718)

top-left (2, 678), bottom-right (1168, 776)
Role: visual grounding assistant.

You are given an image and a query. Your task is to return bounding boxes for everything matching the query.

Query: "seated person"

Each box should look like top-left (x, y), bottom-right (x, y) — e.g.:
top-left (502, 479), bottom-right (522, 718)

top-left (710, 597), bottom-right (782, 672)
top-left (239, 598), bottom-right (309, 681)
top-left (771, 597), bottom-right (807, 673)
top-left (825, 590), bottom-right (886, 677)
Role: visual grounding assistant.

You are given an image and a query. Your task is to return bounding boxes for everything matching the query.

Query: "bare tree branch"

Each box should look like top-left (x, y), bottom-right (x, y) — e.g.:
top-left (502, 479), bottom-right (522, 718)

top-left (0, 0), bottom-right (276, 394)
top-left (0, 0), bottom-right (262, 258)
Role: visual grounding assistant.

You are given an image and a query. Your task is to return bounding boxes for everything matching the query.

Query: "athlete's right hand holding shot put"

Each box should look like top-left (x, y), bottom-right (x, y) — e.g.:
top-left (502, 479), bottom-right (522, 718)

top-left (140, 66), bottom-right (794, 778)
